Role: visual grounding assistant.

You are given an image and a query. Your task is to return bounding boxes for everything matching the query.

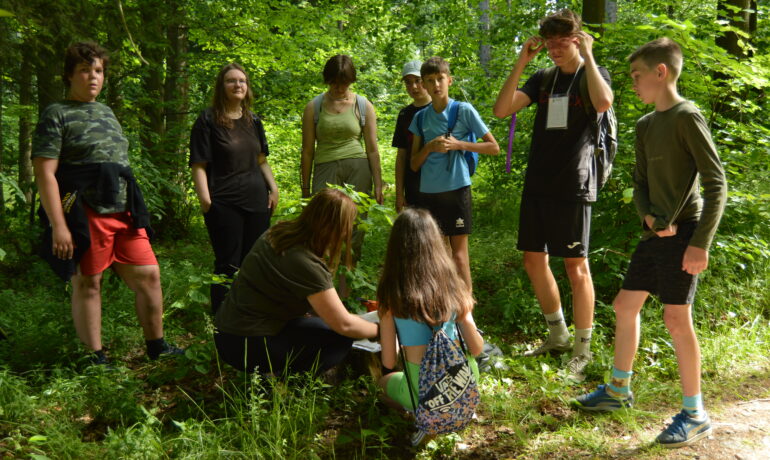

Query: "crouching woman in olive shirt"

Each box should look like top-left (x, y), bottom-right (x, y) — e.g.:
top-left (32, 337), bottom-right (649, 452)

top-left (214, 188), bottom-right (378, 375)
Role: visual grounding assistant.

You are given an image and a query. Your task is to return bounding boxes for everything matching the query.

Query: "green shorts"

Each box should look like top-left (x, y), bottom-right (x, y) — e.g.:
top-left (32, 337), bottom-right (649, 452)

top-left (385, 357), bottom-right (479, 411)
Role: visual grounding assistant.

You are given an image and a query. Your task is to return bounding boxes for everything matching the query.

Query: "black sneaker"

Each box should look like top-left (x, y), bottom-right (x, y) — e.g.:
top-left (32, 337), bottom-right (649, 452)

top-left (89, 350), bottom-right (110, 366)
top-left (149, 341), bottom-right (185, 360)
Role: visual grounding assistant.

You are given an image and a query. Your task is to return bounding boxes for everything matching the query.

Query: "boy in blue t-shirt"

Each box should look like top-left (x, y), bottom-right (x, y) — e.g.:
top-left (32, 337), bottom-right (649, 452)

top-left (408, 56), bottom-right (499, 291)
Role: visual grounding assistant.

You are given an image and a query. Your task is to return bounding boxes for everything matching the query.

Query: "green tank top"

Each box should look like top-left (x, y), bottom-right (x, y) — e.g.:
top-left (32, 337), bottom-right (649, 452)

top-left (314, 102), bottom-right (366, 164)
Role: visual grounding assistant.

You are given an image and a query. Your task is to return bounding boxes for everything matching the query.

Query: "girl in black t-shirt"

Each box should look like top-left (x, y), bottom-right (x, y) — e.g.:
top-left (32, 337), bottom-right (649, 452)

top-left (190, 63), bottom-right (280, 314)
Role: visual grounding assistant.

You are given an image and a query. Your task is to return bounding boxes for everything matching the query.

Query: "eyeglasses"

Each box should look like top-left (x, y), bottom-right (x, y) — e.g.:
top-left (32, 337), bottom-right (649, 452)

top-left (544, 37), bottom-right (575, 50)
top-left (225, 79), bottom-right (247, 86)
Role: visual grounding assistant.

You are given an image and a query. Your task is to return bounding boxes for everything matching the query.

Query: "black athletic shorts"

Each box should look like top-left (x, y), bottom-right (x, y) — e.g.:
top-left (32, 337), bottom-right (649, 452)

top-left (517, 196), bottom-right (591, 258)
top-left (622, 221), bottom-right (699, 305)
top-left (422, 186), bottom-right (472, 236)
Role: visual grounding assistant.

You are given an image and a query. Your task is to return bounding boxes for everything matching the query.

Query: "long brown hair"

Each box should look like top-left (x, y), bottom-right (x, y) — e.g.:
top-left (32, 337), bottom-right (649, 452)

top-left (212, 62), bottom-right (254, 128)
top-left (267, 189), bottom-right (356, 272)
top-left (377, 208), bottom-right (473, 325)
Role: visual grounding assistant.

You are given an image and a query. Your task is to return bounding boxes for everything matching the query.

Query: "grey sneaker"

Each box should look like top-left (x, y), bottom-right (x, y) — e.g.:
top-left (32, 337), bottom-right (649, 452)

top-left (522, 337), bottom-right (571, 357)
top-left (566, 353), bottom-right (593, 382)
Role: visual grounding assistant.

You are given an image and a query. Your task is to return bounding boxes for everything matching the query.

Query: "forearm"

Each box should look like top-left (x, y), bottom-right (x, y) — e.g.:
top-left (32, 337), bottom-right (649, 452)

top-left (259, 160), bottom-right (279, 195)
top-left (395, 149), bottom-right (406, 198)
top-left (583, 54), bottom-right (613, 112)
top-left (366, 149), bottom-right (383, 190)
top-left (35, 172), bottom-right (68, 230)
top-left (300, 149), bottom-right (314, 191)
top-left (410, 139), bottom-right (430, 171)
top-left (190, 164), bottom-right (211, 204)
top-left (456, 138), bottom-right (499, 155)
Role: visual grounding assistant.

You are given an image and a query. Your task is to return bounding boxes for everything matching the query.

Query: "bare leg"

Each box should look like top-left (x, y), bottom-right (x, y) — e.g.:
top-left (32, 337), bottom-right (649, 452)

top-left (112, 263), bottom-right (163, 340)
top-left (448, 234), bottom-right (472, 292)
top-left (522, 251), bottom-right (561, 315)
top-left (564, 257), bottom-right (594, 330)
top-left (663, 304), bottom-right (701, 397)
top-left (71, 271), bottom-right (104, 351)
top-left (612, 289), bottom-right (648, 371)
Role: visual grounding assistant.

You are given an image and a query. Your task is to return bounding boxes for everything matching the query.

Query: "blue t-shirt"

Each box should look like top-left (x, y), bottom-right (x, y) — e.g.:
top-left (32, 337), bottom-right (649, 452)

top-left (408, 99), bottom-right (489, 194)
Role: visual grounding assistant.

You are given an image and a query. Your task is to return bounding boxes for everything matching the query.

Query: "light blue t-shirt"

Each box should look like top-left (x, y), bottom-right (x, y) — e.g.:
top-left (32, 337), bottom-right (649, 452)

top-left (393, 316), bottom-right (457, 346)
top-left (408, 99), bottom-right (489, 194)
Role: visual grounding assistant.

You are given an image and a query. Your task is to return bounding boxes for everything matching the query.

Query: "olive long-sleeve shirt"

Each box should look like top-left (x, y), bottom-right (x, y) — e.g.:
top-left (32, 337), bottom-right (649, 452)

top-left (633, 101), bottom-right (727, 251)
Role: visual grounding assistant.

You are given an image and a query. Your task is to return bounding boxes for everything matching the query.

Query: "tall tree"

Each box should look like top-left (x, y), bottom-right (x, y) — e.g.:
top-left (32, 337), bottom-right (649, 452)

top-left (716, 0), bottom-right (755, 57)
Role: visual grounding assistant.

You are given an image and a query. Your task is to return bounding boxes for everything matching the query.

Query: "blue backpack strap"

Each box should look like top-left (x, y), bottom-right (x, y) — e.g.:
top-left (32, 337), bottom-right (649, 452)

top-left (415, 105), bottom-right (427, 140)
top-left (446, 100), bottom-right (460, 134)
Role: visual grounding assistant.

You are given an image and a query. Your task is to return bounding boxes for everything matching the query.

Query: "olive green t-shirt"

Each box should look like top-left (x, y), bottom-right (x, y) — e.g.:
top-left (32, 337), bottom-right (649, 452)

top-left (214, 235), bottom-right (334, 336)
top-left (32, 101), bottom-right (131, 214)
top-left (633, 100), bottom-right (727, 250)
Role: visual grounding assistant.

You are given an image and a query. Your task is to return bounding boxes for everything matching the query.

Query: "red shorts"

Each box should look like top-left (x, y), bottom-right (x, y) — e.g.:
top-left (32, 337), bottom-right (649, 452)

top-left (79, 207), bottom-right (158, 275)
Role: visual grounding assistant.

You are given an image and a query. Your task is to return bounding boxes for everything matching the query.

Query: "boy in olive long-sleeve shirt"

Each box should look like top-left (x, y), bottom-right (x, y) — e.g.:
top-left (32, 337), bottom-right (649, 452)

top-left (572, 38), bottom-right (727, 449)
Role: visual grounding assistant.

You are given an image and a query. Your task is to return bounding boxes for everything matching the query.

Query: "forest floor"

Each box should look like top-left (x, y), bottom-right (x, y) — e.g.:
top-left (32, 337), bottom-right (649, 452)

top-left (459, 373), bottom-right (770, 459)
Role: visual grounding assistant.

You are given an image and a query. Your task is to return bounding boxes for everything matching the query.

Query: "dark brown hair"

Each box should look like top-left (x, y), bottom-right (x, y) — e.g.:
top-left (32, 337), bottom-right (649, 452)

top-left (267, 188), bottom-right (356, 272)
top-left (420, 56), bottom-right (451, 78)
top-left (323, 54), bottom-right (357, 85)
top-left (62, 41), bottom-right (109, 88)
top-left (377, 208), bottom-right (473, 325)
top-left (628, 37), bottom-right (683, 80)
top-left (539, 9), bottom-right (582, 39)
top-left (212, 62), bottom-right (254, 129)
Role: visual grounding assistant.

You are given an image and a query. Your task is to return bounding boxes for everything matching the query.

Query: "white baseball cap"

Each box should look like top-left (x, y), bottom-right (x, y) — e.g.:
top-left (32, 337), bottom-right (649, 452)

top-left (401, 60), bottom-right (422, 79)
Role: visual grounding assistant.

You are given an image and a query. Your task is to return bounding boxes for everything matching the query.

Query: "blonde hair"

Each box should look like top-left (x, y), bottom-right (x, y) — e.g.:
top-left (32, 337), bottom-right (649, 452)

top-left (377, 208), bottom-right (473, 325)
top-left (267, 189), bottom-right (356, 272)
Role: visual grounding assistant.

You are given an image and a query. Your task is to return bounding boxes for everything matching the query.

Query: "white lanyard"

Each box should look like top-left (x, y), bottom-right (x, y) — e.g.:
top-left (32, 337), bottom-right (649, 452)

top-left (546, 63), bottom-right (582, 130)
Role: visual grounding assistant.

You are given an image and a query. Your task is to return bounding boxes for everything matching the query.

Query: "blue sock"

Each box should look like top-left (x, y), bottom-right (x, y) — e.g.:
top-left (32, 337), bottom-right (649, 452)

top-left (683, 394), bottom-right (704, 419)
top-left (607, 367), bottom-right (633, 396)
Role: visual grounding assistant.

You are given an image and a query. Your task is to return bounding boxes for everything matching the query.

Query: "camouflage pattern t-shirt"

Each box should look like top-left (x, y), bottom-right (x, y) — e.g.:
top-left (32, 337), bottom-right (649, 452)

top-left (32, 101), bottom-right (130, 214)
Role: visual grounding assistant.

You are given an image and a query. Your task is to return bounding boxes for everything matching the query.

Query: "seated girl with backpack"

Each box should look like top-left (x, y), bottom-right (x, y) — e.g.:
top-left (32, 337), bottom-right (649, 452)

top-left (377, 208), bottom-right (484, 415)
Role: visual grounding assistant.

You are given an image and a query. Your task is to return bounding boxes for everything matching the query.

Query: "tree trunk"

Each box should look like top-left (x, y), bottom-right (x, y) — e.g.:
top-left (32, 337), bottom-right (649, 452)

top-left (716, 0), bottom-right (752, 58)
top-left (0, 68), bottom-right (5, 222)
top-left (582, 0), bottom-right (607, 34)
top-left (478, 0), bottom-right (491, 77)
top-left (17, 55), bottom-right (33, 207)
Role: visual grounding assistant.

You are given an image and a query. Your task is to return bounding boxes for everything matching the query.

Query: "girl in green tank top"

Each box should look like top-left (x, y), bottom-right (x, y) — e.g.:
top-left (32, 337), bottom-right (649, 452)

top-left (314, 100), bottom-right (366, 164)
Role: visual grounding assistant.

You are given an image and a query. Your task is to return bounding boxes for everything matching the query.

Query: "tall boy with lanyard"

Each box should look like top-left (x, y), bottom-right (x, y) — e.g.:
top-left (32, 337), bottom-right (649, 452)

top-left (493, 9), bottom-right (613, 380)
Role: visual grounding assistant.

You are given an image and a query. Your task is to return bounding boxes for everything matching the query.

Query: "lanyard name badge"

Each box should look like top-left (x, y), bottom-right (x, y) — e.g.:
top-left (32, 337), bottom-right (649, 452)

top-left (546, 63), bottom-right (582, 130)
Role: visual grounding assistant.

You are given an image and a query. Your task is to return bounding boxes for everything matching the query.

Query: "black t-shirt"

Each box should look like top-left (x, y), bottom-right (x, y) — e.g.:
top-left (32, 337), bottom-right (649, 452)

top-left (391, 102), bottom-right (430, 204)
top-left (519, 66), bottom-right (611, 202)
top-left (189, 109), bottom-right (269, 212)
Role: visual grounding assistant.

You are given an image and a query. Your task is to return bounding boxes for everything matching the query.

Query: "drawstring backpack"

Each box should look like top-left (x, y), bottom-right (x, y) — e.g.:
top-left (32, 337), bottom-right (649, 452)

top-left (395, 321), bottom-right (480, 445)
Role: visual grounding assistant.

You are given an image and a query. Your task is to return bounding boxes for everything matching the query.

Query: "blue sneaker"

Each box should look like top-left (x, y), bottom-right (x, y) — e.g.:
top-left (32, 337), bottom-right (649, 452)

top-left (656, 410), bottom-right (712, 448)
top-left (572, 384), bottom-right (634, 412)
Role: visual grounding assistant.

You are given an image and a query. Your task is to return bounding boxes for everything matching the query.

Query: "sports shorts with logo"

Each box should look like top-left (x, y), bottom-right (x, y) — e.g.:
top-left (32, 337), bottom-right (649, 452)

top-left (622, 221), bottom-right (699, 305)
top-left (421, 186), bottom-right (472, 236)
top-left (517, 196), bottom-right (591, 258)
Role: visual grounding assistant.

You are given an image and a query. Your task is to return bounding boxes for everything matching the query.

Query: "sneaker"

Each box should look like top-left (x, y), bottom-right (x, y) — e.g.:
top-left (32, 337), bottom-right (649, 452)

top-left (656, 410), bottom-right (712, 448)
top-left (149, 341), bottom-right (185, 360)
top-left (572, 384), bottom-right (634, 412)
top-left (566, 353), bottom-right (593, 383)
top-left (89, 350), bottom-right (110, 366)
top-left (522, 337), bottom-right (571, 357)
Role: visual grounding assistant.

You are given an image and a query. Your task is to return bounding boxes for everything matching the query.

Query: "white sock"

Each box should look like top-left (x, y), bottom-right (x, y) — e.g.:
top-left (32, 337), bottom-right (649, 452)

top-left (544, 310), bottom-right (569, 343)
top-left (573, 328), bottom-right (593, 357)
